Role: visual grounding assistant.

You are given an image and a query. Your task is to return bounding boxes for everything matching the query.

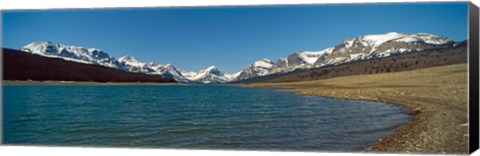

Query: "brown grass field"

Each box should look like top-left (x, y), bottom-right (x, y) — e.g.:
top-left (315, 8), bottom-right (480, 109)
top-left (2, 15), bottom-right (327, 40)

top-left (242, 64), bottom-right (468, 154)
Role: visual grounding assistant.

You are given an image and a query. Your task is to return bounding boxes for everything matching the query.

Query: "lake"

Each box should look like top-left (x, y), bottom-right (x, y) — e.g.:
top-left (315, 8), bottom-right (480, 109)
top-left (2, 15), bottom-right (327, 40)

top-left (2, 85), bottom-right (412, 151)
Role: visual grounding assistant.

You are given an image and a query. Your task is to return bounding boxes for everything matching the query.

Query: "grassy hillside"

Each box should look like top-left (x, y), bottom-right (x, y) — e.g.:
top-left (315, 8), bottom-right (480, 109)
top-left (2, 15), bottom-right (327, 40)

top-left (233, 41), bottom-right (466, 83)
top-left (2, 48), bottom-right (177, 83)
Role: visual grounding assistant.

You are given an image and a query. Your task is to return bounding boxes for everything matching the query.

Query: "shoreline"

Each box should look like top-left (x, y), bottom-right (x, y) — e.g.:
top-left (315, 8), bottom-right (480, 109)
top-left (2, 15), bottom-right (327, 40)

top-left (267, 88), bottom-right (421, 152)
top-left (240, 64), bottom-right (468, 154)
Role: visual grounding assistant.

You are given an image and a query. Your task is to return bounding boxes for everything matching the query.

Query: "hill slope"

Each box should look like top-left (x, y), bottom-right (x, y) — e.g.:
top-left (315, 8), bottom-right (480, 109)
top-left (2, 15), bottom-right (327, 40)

top-left (2, 48), bottom-right (177, 83)
top-left (232, 40), bottom-right (467, 83)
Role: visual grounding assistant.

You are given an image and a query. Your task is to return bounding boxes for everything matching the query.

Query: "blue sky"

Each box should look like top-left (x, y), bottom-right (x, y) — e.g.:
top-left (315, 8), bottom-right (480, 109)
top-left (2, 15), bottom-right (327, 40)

top-left (2, 2), bottom-right (468, 73)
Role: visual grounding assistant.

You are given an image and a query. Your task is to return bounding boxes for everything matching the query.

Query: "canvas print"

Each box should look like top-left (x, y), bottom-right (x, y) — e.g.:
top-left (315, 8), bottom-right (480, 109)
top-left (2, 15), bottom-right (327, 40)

top-left (1, 2), bottom-right (473, 154)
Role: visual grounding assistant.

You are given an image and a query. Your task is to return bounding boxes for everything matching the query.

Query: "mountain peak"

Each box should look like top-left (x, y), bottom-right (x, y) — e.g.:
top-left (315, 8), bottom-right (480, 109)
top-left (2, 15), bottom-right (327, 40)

top-left (119, 55), bottom-right (138, 62)
top-left (252, 59), bottom-right (274, 68)
top-left (163, 64), bottom-right (176, 69)
top-left (360, 32), bottom-right (407, 46)
top-left (186, 65), bottom-right (227, 83)
top-left (118, 55), bottom-right (145, 68)
top-left (258, 58), bottom-right (272, 62)
top-left (31, 41), bottom-right (58, 46)
top-left (199, 65), bottom-right (221, 74)
top-left (386, 32), bottom-right (402, 35)
top-left (206, 65), bottom-right (217, 70)
top-left (22, 41), bottom-right (58, 51)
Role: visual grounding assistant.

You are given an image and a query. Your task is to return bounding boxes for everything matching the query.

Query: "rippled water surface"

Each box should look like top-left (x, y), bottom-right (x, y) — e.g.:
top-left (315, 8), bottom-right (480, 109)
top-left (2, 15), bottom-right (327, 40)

top-left (3, 85), bottom-right (412, 151)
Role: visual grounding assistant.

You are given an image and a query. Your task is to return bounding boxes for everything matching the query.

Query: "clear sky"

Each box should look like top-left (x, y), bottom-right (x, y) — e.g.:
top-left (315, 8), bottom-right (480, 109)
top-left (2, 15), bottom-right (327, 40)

top-left (2, 2), bottom-right (468, 73)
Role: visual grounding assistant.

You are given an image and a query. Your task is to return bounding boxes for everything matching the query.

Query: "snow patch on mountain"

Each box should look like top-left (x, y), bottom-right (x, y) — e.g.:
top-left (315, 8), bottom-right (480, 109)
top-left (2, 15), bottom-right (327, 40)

top-left (234, 59), bottom-right (275, 81)
top-left (252, 59), bottom-right (274, 68)
top-left (297, 48), bottom-right (334, 64)
top-left (393, 33), bottom-right (453, 45)
top-left (361, 32), bottom-right (406, 46)
top-left (118, 55), bottom-right (145, 67)
top-left (179, 70), bottom-right (198, 80)
top-left (224, 72), bottom-right (242, 81)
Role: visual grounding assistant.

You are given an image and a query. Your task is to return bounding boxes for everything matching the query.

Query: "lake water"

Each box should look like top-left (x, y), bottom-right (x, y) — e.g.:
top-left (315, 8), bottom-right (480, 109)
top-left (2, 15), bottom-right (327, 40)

top-left (3, 85), bottom-right (412, 151)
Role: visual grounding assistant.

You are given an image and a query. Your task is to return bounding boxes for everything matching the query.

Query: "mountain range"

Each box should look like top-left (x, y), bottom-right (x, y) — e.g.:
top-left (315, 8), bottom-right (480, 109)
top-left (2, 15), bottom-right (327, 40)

top-left (19, 32), bottom-right (457, 84)
top-left (3, 48), bottom-right (177, 83)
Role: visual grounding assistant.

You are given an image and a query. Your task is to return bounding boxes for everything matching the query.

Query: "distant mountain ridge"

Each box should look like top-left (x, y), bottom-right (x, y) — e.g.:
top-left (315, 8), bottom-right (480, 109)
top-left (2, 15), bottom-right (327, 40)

top-left (21, 42), bottom-right (230, 84)
top-left (19, 32), bottom-right (459, 84)
top-left (316, 32), bottom-right (454, 66)
top-left (22, 42), bottom-right (125, 69)
top-left (3, 48), bottom-right (177, 83)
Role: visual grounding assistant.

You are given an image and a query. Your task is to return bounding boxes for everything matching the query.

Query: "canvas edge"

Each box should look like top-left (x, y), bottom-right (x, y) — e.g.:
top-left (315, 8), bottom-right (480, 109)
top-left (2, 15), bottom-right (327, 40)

top-left (469, 1), bottom-right (479, 154)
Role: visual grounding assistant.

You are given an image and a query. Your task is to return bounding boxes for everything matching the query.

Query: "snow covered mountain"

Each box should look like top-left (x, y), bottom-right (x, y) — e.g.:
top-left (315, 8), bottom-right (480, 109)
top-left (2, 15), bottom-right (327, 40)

top-left (268, 48), bottom-right (334, 74)
top-left (185, 66), bottom-right (226, 84)
top-left (21, 42), bottom-right (124, 69)
top-left (21, 42), bottom-right (227, 83)
top-left (233, 32), bottom-right (455, 82)
top-left (117, 55), bottom-right (189, 82)
top-left (316, 32), bottom-right (454, 66)
top-left (234, 59), bottom-right (274, 81)
top-left (178, 66), bottom-right (240, 84)
top-left (20, 32), bottom-right (456, 83)
top-left (118, 55), bottom-right (156, 73)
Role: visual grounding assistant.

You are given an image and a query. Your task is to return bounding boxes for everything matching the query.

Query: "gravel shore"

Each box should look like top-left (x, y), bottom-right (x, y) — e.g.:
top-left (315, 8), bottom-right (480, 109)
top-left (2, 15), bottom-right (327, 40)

top-left (242, 64), bottom-right (468, 154)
